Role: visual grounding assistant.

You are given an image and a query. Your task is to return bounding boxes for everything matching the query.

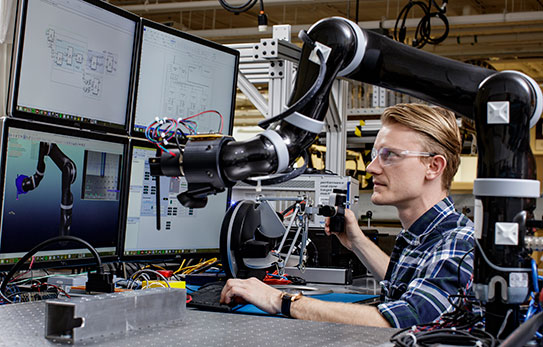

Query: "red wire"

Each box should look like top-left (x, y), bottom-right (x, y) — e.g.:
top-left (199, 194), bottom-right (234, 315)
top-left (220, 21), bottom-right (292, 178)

top-left (11, 256), bottom-right (35, 282)
top-left (182, 110), bottom-right (224, 134)
top-left (47, 284), bottom-right (71, 299)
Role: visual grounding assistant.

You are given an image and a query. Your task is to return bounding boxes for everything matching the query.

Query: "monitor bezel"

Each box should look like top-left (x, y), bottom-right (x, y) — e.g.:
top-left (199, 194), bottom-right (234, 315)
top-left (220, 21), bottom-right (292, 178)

top-left (7, 0), bottom-right (141, 135)
top-left (119, 138), bottom-right (230, 262)
top-left (130, 19), bottom-right (239, 138)
top-left (0, 117), bottom-right (129, 271)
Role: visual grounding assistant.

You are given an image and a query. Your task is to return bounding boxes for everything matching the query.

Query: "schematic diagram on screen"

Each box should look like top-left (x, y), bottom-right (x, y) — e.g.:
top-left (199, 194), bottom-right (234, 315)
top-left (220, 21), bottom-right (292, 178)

top-left (161, 55), bottom-right (212, 121)
top-left (45, 27), bottom-right (119, 99)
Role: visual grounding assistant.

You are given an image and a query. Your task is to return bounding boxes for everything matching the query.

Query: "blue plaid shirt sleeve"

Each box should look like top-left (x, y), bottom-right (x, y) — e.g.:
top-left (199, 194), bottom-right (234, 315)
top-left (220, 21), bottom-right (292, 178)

top-left (376, 197), bottom-right (475, 328)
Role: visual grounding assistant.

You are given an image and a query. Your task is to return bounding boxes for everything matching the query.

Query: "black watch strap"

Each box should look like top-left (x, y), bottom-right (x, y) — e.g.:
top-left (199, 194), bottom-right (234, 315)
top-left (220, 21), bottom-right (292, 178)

top-left (281, 294), bottom-right (293, 317)
top-left (281, 292), bottom-right (302, 317)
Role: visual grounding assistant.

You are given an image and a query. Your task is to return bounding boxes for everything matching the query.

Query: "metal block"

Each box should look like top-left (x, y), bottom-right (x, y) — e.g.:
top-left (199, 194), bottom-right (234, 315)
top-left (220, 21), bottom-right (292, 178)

top-left (45, 287), bottom-right (186, 344)
top-left (285, 266), bottom-right (352, 284)
top-left (254, 38), bottom-right (301, 62)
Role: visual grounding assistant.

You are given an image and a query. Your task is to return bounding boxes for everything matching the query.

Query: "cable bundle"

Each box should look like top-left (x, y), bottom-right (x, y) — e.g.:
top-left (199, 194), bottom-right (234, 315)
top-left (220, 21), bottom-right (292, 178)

top-left (145, 110), bottom-right (224, 155)
top-left (218, 0), bottom-right (261, 14)
top-left (394, 0), bottom-right (449, 48)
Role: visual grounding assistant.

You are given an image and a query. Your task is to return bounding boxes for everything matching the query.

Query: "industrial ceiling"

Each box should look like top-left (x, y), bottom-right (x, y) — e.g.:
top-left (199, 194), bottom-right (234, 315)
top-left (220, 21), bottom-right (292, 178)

top-left (109, 0), bottom-right (543, 124)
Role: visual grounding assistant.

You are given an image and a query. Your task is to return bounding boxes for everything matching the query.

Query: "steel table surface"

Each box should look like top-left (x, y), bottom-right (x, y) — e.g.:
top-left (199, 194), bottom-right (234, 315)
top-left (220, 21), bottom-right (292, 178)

top-left (0, 300), bottom-right (397, 346)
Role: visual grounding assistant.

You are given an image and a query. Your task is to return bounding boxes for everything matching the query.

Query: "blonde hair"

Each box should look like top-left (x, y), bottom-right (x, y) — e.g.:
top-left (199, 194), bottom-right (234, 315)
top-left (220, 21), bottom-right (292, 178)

top-left (381, 103), bottom-right (462, 191)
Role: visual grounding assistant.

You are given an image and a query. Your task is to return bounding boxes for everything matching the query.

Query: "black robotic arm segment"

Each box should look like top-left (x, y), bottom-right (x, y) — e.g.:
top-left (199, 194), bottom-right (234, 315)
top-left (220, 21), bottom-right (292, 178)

top-left (220, 134), bottom-right (278, 181)
top-left (47, 143), bottom-right (76, 236)
top-left (469, 70), bottom-right (542, 335)
top-left (475, 71), bottom-right (540, 180)
top-left (347, 29), bottom-right (495, 119)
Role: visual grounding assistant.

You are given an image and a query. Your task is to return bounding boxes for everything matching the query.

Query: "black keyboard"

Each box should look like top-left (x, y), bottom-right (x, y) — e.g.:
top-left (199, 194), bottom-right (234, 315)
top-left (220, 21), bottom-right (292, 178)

top-left (188, 281), bottom-right (232, 312)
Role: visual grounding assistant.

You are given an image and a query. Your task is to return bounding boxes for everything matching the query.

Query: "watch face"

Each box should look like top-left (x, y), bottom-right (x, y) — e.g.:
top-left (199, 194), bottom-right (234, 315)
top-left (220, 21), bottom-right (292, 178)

top-left (282, 292), bottom-right (303, 301)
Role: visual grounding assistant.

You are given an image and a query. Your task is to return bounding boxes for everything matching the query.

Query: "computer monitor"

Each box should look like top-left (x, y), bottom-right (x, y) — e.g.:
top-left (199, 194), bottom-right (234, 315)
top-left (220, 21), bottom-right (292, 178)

top-left (8, 0), bottom-right (139, 133)
top-left (121, 139), bottom-right (229, 260)
top-left (131, 19), bottom-right (238, 136)
top-left (0, 118), bottom-right (127, 269)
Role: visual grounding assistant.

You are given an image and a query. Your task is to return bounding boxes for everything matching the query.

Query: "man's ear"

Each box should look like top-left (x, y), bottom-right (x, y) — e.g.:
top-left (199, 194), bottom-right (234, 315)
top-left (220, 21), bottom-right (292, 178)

top-left (425, 155), bottom-right (447, 181)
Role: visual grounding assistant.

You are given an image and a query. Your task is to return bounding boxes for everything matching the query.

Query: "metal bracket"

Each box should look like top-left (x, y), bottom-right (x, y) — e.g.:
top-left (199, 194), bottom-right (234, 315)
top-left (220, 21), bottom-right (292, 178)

top-left (253, 38), bottom-right (301, 63)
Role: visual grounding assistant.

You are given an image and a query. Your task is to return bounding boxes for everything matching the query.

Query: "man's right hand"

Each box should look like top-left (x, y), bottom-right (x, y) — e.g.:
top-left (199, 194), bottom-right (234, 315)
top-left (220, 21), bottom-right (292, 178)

top-left (220, 277), bottom-right (283, 314)
top-left (324, 208), bottom-right (366, 251)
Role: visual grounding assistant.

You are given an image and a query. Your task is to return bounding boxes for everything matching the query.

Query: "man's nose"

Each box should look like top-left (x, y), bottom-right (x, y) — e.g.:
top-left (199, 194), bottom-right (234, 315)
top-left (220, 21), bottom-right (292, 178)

top-left (366, 156), bottom-right (381, 174)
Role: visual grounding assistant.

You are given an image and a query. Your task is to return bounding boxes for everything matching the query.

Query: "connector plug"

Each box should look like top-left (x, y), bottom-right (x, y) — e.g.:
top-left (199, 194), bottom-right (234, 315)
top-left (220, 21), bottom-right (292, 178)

top-left (258, 11), bottom-right (268, 32)
top-left (85, 272), bottom-right (114, 293)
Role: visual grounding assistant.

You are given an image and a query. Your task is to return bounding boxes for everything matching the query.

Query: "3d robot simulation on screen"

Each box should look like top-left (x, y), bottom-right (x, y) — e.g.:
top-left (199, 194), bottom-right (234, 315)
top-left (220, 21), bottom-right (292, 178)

top-left (15, 141), bottom-right (77, 236)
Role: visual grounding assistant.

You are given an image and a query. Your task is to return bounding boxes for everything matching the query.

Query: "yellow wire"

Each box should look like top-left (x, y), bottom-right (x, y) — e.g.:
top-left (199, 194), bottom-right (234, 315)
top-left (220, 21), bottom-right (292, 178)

top-left (173, 259), bottom-right (187, 275)
top-left (174, 258), bottom-right (217, 275)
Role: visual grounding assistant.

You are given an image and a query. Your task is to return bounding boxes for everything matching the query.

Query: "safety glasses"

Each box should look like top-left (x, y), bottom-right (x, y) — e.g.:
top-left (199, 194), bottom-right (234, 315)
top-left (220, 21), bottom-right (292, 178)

top-left (371, 147), bottom-right (437, 166)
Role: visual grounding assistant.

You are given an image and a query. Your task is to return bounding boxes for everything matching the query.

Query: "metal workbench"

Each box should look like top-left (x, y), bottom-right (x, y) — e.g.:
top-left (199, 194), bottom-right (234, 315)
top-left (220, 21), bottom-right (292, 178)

top-left (0, 301), bottom-right (396, 346)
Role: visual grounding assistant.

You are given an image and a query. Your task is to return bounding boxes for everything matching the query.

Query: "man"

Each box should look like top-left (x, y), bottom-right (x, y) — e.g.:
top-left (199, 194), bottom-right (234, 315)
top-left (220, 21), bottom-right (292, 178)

top-left (220, 103), bottom-right (475, 328)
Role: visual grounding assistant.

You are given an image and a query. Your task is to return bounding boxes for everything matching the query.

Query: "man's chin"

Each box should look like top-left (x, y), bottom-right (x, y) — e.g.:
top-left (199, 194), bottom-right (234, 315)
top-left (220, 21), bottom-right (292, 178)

top-left (370, 193), bottom-right (386, 206)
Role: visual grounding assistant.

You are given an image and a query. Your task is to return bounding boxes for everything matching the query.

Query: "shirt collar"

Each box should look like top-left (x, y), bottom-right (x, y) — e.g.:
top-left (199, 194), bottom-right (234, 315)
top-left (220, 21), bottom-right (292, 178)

top-left (397, 196), bottom-right (455, 246)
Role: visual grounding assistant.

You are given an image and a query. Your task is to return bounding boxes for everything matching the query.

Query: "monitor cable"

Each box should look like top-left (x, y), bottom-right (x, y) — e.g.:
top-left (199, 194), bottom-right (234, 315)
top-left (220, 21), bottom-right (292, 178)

top-left (218, 0), bottom-right (267, 31)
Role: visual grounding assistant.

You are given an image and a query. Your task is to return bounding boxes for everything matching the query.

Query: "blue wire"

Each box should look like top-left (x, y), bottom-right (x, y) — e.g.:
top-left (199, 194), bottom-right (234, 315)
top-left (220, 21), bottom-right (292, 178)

top-left (524, 260), bottom-right (543, 323)
top-left (186, 285), bottom-right (199, 294)
top-left (532, 259), bottom-right (539, 293)
top-left (526, 298), bottom-right (536, 321)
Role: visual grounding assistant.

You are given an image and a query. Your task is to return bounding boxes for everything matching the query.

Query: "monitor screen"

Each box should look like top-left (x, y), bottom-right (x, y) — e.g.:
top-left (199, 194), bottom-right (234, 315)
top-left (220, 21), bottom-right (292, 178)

top-left (8, 0), bottom-right (138, 133)
top-left (132, 20), bottom-right (238, 136)
top-left (121, 140), bottom-right (229, 259)
top-left (0, 118), bottom-right (127, 268)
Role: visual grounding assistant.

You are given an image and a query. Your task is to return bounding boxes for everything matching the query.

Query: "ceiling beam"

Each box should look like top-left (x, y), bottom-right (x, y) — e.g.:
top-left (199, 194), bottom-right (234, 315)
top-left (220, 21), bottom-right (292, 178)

top-left (177, 11), bottom-right (543, 41)
top-left (121, 0), bottom-right (351, 13)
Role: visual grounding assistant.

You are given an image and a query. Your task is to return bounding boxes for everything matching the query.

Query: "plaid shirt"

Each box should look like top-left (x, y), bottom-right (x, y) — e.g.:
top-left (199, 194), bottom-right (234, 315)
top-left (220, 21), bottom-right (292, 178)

top-left (377, 196), bottom-right (474, 328)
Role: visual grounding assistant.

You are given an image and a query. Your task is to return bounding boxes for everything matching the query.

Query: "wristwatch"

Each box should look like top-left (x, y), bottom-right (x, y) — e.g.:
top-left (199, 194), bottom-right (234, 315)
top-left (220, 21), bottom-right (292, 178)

top-left (280, 292), bottom-right (303, 317)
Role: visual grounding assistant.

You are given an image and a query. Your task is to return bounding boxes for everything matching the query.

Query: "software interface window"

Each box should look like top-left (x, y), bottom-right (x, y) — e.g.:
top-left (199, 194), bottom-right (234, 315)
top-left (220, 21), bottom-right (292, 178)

top-left (133, 24), bottom-right (236, 133)
top-left (123, 145), bottom-right (228, 256)
top-left (15, 0), bottom-right (136, 127)
top-left (0, 125), bottom-right (125, 265)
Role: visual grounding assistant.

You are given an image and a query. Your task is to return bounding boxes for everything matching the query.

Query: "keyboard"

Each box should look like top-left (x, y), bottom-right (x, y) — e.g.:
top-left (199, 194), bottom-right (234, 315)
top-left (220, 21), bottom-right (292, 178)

top-left (187, 281), bottom-right (232, 312)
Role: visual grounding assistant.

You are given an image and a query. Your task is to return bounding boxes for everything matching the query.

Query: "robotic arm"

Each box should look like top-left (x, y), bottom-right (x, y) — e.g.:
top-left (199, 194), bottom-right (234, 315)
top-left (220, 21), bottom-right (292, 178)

top-left (15, 142), bottom-right (77, 236)
top-left (151, 17), bottom-right (543, 335)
